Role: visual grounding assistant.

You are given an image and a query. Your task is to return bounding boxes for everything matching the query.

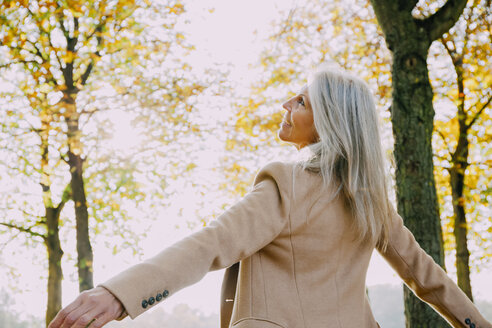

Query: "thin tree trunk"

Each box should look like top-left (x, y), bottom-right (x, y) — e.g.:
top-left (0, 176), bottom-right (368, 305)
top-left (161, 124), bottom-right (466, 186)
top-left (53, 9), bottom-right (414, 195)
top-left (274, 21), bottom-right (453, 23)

top-left (63, 93), bottom-right (94, 292)
top-left (69, 148), bottom-right (94, 292)
top-left (40, 115), bottom-right (64, 326)
top-left (449, 68), bottom-right (473, 299)
top-left (59, 14), bottom-right (95, 292)
top-left (45, 207), bottom-right (63, 327)
top-left (448, 47), bottom-right (473, 301)
top-left (450, 165), bottom-right (473, 300)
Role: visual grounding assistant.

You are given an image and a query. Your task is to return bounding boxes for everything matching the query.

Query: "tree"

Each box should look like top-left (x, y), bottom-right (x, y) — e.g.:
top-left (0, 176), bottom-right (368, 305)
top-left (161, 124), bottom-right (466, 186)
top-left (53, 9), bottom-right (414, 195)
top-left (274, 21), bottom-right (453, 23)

top-left (0, 0), bottom-right (205, 324)
top-left (0, 0), bottom-right (198, 289)
top-left (368, 0), bottom-right (468, 326)
top-left (0, 85), bottom-right (69, 326)
top-left (0, 0), bottom-right (149, 292)
top-left (430, 0), bottom-right (492, 300)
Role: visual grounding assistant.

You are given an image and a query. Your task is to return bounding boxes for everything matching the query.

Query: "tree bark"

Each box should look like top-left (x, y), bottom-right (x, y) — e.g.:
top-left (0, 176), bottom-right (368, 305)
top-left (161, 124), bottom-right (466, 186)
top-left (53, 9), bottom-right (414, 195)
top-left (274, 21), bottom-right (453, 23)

top-left (45, 207), bottom-right (63, 327)
top-left (369, 0), bottom-right (467, 326)
top-left (40, 113), bottom-right (65, 326)
top-left (448, 50), bottom-right (473, 300)
top-left (58, 14), bottom-right (95, 292)
top-left (63, 93), bottom-right (94, 292)
top-left (392, 39), bottom-right (449, 328)
top-left (450, 163), bottom-right (473, 300)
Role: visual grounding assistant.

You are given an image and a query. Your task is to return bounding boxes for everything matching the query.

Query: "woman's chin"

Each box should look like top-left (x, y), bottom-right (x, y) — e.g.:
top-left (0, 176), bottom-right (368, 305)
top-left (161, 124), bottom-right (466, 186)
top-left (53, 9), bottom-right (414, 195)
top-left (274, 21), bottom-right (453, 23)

top-left (277, 130), bottom-right (289, 142)
top-left (278, 125), bottom-right (292, 139)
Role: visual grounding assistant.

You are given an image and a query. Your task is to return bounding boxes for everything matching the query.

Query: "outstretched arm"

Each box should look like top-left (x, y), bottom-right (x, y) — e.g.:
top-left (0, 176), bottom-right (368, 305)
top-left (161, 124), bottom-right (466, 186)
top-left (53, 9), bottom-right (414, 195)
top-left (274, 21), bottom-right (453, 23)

top-left (48, 162), bottom-right (293, 327)
top-left (378, 211), bottom-right (491, 328)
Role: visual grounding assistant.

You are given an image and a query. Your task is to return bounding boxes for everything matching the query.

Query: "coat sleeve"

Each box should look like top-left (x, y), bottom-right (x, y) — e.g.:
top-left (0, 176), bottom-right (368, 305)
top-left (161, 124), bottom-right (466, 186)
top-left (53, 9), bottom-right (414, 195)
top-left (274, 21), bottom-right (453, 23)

top-left (99, 162), bottom-right (293, 319)
top-left (377, 211), bottom-right (491, 328)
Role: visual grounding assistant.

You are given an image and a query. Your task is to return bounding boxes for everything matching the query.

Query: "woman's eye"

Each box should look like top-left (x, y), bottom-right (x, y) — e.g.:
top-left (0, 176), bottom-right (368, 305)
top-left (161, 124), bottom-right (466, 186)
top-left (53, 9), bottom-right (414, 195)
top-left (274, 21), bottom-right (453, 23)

top-left (297, 97), bottom-right (305, 106)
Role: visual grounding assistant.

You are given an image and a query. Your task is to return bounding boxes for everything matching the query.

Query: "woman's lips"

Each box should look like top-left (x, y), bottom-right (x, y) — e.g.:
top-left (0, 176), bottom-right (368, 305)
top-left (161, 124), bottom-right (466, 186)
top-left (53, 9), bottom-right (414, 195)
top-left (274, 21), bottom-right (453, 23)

top-left (281, 121), bottom-right (292, 128)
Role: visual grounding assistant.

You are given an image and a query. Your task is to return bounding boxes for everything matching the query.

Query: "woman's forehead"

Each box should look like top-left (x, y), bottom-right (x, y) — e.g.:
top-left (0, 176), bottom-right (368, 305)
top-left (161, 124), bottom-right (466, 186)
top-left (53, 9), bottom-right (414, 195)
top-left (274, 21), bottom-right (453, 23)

top-left (298, 85), bottom-right (309, 94)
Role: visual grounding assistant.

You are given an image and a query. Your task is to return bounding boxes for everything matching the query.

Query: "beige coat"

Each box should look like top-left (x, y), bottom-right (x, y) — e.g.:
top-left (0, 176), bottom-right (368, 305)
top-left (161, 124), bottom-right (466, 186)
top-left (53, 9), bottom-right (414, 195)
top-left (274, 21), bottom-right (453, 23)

top-left (101, 162), bottom-right (491, 328)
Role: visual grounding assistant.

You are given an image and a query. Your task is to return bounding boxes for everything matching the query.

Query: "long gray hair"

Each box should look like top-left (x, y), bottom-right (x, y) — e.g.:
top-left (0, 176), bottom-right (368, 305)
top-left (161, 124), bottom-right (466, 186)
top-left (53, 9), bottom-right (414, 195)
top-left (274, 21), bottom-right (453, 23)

top-left (301, 69), bottom-right (392, 248)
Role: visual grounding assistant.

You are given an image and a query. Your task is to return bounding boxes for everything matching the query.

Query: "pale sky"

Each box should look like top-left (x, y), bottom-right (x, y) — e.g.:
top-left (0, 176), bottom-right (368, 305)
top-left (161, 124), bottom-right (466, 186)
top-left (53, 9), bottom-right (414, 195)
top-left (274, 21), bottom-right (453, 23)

top-left (1, 0), bottom-right (491, 323)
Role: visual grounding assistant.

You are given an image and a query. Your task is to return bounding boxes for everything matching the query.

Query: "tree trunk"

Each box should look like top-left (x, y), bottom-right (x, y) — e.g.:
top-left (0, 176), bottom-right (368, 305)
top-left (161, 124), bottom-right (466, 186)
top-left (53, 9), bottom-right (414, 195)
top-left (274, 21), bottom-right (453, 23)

top-left (40, 114), bottom-right (64, 326)
top-left (64, 94), bottom-right (94, 292)
top-left (450, 102), bottom-right (473, 300)
top-left (369, 0), bottom-right (468, 326)
top-left (45, 207), bottom-right (63, 327)
top-left (450, 166), bottom-right (473, 300)
top-left (69, 148), bottom-right (94, 292)
top-left (392, 41), bottom-right (449, 328)
top-left (448, 48), bottom-right (473, 301)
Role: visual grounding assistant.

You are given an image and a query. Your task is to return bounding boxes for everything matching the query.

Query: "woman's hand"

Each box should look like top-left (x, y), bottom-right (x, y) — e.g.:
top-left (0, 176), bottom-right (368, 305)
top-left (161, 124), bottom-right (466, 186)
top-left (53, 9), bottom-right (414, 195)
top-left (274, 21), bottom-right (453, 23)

top-left (48, 286), bottom-right (125, 328)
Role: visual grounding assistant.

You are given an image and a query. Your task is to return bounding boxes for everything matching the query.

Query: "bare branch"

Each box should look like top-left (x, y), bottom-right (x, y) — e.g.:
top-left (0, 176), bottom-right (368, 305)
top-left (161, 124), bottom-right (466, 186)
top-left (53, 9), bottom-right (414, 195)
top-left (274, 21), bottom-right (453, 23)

top-left (418, 0), bottom-right (468, 42)
top-left (79, 107), bottom-right (103, 115)
top-left (468, 160), bottom-right (492, 168)
top-left (6, 44), bottom-right (39, 57)
top-left (433, 158), bottom-right (452, 170)
top-left (435, 128), bottom-right (454, 157)
top-left (85, 15), bottom-right (108, 42)
top-left (466, 94), bottom-right (492, 129)
top-left (79, 106), bottom-right (104, 131)
top-left (77, 21), bottom-right (104, 86)
top-left (27, 35), bottom-right (60, 87)
top-left (20, 208), bottom-right (43, 219)
top-left (0, 222), bottom-right (46, 241)
top-left (55, 1), bottom-right (69, 38)
top-left (26, 39), bottom-right (47, 63)
top-left (79, 61), bottom-right (95, 86)
top-left (54, 183), bottom-right (71, 217)
top-left (440, 35), bottom-right (459, 62)
top-left (0, 60), bottom-right (39, 69)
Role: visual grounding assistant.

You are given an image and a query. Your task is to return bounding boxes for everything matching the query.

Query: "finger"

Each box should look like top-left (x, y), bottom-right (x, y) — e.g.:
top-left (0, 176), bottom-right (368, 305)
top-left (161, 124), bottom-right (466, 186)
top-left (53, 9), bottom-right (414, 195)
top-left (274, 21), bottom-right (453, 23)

top-left (48, 297), bottom-right (84, 328)
top-left (85, 319), bottom-right (97, 328)
top-left (90, 311), bottom-right (116, 328)
top-left (59, 294), bottom-right (97, 328)
top-left (71, 308), bottom-right (105, 328)
top-left (60, 307), bottom-right (91, 328)
top-left (87, 298), bottom-right (124, 328)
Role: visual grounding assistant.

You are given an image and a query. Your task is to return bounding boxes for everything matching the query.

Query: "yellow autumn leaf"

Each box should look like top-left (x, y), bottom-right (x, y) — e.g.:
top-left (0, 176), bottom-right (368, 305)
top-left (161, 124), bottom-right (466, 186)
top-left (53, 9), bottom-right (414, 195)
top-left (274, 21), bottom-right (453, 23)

top-left (61, 50), bottom-right (75, 63)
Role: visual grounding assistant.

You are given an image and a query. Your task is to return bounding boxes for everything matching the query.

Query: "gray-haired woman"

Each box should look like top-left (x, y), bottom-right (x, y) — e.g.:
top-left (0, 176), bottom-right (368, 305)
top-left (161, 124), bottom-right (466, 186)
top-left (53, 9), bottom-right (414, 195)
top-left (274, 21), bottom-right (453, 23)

top-left (49, 69), bottom-right (491, 328)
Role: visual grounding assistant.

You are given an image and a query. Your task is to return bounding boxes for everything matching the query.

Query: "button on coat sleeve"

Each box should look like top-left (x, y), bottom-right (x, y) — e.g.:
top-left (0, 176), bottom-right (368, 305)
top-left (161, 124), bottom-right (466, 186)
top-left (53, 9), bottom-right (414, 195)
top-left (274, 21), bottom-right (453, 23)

top-left (99, 162), bottom-right (293, 319)
top-left (378, 211), bottom-right (492, 328)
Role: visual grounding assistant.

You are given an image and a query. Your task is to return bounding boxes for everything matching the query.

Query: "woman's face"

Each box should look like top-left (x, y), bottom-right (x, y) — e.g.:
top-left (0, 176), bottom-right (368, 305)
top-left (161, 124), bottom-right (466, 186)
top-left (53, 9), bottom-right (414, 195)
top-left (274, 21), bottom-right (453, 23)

top-left (278, 86), bottom-right (318, 149)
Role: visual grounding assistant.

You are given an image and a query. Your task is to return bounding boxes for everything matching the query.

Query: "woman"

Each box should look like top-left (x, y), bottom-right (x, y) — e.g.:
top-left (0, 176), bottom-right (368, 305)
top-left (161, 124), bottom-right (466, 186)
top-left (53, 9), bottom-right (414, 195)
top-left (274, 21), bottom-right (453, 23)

top-left (49, 69), bottom-right (491, 328)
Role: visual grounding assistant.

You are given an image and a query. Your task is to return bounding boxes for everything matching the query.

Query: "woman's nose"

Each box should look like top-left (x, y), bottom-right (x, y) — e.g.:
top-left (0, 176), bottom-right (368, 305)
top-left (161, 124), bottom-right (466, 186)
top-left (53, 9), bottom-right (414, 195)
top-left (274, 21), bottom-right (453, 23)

top-left (282, 100), bottom-right (291, 111)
